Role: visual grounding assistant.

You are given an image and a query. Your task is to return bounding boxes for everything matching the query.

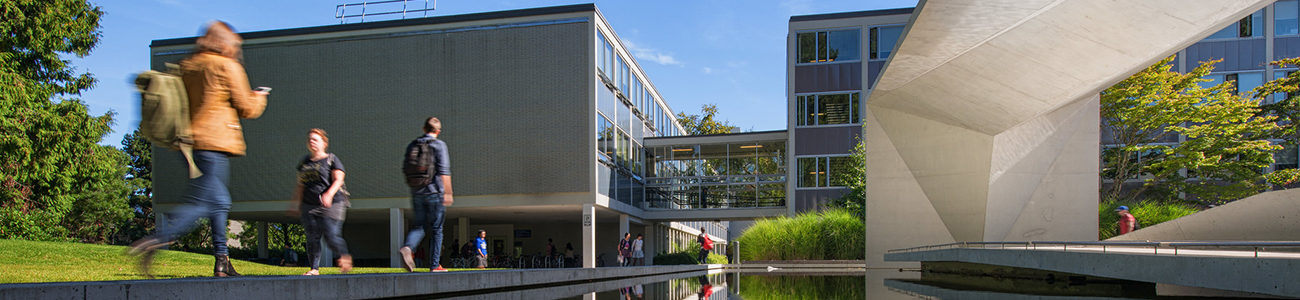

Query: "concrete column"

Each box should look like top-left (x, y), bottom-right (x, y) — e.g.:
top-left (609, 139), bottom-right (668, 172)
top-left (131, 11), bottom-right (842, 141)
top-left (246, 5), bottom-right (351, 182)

top-left (154, 212), bottom-right (168, 235)
top-left (320, 241), bottom-right (333, 268)
top-left (390, 208), bottom-right (404, 268)
top-left (582, 204), bottom-right (595, 268)
top-left (257, 222), bottom-right (268, 259)
top-left (644, 223), bottom-right (655, 265)
top-left (618, 214), bottom-right (629, 240)
top-left (458, 217), bottom-right (469, 244)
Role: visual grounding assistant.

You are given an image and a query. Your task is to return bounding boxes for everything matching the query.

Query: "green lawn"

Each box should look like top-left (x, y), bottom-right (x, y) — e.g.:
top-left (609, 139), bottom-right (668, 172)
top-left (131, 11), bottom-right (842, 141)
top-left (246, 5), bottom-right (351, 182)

top-left (0, 239), bottom-right (472, 283)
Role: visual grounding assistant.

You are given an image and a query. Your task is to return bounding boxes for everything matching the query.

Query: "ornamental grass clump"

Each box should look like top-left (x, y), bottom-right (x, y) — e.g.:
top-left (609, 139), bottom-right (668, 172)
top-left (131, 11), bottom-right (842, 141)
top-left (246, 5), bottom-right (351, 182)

top-left (736, 208), bottom-right (864, 261)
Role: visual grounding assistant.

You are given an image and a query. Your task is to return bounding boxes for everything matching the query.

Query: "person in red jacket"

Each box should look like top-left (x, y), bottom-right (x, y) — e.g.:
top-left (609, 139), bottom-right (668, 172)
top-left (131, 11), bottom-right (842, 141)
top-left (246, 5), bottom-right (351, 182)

top-left (1116, 206), bottom-right (1137, 235)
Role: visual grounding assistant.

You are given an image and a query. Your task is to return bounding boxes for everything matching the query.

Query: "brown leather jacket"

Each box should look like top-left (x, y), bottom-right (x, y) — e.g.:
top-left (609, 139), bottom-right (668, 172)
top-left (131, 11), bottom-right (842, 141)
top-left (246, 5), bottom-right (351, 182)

top-left (180, 52), bottom-right (266, 156)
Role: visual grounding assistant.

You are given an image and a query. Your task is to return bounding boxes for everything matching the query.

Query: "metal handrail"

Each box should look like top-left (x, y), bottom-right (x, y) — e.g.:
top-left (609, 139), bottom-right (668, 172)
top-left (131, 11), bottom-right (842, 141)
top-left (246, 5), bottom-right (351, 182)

top-left (336, 0), bottom-right (436, 24)
top-left (888, 241), bottom-right (1300, 258)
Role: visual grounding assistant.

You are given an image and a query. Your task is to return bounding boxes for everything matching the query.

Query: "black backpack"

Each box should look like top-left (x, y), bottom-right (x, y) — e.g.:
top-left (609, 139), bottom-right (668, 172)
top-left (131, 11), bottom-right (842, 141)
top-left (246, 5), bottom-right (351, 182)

top-left (402, 137), bottom-right (436, 187)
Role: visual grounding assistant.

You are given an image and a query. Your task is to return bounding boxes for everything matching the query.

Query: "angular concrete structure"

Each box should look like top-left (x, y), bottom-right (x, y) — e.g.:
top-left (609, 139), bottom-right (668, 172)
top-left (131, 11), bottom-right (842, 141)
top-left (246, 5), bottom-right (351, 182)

top-left (865, 0), bottom-right (1273, 267)
top-left (1110, 188), bottom-right (1300, 241)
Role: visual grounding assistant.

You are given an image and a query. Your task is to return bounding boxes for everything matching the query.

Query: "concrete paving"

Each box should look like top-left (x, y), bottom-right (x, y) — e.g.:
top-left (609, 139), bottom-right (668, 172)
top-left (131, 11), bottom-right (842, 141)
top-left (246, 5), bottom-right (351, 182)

top-left (0, 265), bottom-right (721, 300)
top-left (885, 247), bottom-right (1300, 298)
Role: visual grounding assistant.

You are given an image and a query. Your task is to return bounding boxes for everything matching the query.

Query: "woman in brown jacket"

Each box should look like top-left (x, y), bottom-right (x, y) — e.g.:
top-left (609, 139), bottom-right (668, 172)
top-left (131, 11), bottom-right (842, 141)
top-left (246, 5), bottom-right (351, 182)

top-left (127, 21), bottom-right (268, 277)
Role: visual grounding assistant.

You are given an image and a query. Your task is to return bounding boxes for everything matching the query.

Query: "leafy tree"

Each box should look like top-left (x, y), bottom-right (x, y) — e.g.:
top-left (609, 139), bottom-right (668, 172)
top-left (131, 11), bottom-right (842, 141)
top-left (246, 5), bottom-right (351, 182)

top-left (1101, 55), bottom-right (1281, 203)
top-left (1251, 58), bottom-right (1300, 187)
top-left (110, 129), bottom-right (154, 245)
top-left (829, 135), bottom-right (865, 219)
top-left (676, 104), bottom-right (739, 135)
top-left (0, 0), bottom-right (131, 242)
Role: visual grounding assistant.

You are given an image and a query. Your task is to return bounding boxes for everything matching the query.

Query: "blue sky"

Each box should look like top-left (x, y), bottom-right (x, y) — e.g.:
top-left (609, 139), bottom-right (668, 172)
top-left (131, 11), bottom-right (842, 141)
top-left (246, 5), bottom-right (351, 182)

top-left (74, 0), bottom-right (918, 145)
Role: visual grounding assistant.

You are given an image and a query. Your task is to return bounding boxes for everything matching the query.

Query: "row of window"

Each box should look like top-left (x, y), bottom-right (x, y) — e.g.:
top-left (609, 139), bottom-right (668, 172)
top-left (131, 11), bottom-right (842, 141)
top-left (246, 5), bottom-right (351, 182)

top-left (1196, 70), bottom-right (1299, 103)
top-left (796, 92), bottom-right (861, 126)
top-left (597, 31), bottom-right (680, 137)
top-left (1206, 2), bottom-right (1300, 39)
top-left (797, 156), bottom-right (855, 188)
top-left (795, 25), bottom-right (902, 64)
top-left (598, 114), bottom-right (645, 176)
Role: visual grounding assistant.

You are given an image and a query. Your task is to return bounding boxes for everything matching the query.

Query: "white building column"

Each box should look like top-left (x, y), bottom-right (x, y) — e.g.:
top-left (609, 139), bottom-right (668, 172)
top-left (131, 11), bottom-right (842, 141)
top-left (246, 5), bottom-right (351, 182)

top-left (154, 212), bottom-right (168, 236)
top-left (257, 222), bottom-right (268, 259)
top-left (618, 214), bottom-right (629, 240)
top-left (390, 208), bottom-right (404, 268)
top-left (582, 204), bottom-right (595, 268)
top-left (643, 223), bottom-right (655, 265)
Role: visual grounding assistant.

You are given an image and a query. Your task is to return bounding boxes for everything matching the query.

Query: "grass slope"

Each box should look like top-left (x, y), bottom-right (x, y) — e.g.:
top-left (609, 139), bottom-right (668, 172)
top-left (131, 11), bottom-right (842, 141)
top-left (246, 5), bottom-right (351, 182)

top-left (0, 239), bottom-right (468, 284)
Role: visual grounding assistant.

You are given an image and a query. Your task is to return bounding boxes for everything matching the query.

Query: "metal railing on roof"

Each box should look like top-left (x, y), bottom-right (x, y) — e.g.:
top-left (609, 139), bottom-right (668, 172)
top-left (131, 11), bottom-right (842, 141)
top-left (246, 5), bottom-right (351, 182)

top-left (336, 0), bottom-right (436, 24)
top-left (887, 241), bottom-right (1300, 258)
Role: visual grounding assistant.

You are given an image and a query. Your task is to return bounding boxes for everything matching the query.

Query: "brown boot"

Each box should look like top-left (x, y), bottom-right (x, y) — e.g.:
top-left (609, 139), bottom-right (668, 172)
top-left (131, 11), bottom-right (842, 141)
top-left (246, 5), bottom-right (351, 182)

top-left (214, 254), bottom-right (241, 277)
top-left (338, 254), bottom-right (353, 273)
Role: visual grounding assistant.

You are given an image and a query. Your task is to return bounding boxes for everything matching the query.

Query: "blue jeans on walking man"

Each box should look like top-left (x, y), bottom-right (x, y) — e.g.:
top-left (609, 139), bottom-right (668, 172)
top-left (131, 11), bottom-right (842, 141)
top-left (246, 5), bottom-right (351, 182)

top-left (404, 193), bottom-right (445, 269)
top-left (155, 150), bottom-right (232, 255)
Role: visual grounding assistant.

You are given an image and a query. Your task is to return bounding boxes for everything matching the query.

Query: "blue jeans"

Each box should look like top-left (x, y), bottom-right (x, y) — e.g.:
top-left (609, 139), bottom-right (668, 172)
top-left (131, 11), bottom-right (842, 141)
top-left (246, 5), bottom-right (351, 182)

top-left (303, 212), bottom-right (349, 270)
top-left (155, 150), bottom-right (231, 255)
top-left (404, 193), bottom-right (445, 268)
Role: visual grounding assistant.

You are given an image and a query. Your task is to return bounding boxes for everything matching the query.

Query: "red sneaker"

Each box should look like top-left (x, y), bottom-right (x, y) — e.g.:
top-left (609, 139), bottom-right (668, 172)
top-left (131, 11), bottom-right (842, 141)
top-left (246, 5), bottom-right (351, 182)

top-left (431, 266), bottom-right (448, 272)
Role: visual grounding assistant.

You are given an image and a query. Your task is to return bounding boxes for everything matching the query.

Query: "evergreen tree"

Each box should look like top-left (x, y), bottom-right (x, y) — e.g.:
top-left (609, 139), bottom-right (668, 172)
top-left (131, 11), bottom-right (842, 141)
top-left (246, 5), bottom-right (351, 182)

top-left (0, 0), bottom-right (132, 242)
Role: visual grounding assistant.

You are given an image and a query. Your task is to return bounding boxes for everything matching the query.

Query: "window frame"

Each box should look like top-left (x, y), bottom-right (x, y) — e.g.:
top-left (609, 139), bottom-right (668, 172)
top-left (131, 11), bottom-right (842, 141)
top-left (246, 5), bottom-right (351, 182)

top-left (794, 27), bottom-right (864, 65)
top-left (795, 155), bottom-right (854, 188)
top-left (794, 90), bottom-right (862, 127)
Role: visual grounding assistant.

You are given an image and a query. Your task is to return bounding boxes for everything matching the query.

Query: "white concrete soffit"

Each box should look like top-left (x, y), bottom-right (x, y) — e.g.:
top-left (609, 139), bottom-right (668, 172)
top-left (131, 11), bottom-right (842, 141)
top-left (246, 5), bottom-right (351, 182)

top-left (869, 0), bottom-right (1273, 135)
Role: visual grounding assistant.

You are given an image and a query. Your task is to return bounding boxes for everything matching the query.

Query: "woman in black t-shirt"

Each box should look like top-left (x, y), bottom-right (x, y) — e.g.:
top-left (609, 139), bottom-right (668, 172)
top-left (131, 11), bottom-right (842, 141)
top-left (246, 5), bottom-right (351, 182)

top-left (291, 128), bottom-right (352, 275)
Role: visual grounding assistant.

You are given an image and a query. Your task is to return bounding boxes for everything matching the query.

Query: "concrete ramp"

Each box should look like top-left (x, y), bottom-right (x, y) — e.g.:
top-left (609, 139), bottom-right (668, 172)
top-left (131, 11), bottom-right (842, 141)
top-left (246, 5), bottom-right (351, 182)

top-left (1110, 189), bottom-right (1300, 241)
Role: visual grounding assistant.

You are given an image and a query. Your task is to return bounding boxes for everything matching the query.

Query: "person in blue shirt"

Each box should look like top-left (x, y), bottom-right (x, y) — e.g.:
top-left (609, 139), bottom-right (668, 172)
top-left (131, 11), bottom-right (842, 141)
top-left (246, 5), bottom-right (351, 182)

top-left (475, 230), bottom-right (488, 269)
top-left (399, 117), bottom-right (453, 272)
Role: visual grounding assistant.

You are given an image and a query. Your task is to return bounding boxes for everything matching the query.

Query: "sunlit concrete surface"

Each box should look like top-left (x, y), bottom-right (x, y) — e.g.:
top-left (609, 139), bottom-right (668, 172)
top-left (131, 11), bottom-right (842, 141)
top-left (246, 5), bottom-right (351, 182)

top-left (862, 0), bottom-right (1275, 267)
top-left (0, 265), bottom-right (719, 300)
top-left (885, 246), bottom-right (1300, 297)
top-left (1110, 188), bottom-right (1300, 241)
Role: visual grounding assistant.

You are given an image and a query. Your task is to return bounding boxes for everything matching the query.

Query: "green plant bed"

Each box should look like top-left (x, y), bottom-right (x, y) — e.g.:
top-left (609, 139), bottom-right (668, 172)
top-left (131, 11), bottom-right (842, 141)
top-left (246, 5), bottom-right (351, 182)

top-left (0, 239), bottom-right (475, 283)
top-left (1099, 200), bottom-right (1201, 240)
top-left (653, 243), bottom-right (728, 265)
top-left (736, 209), bottom-right (864, 261)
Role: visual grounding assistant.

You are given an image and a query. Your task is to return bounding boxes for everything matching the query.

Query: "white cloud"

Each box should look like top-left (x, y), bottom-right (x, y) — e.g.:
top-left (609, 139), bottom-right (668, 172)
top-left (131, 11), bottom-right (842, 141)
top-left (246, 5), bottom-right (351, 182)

top-left (624, 40), bottom-right (684, 67)
top-left (703, 67), bottom-right (714, 74)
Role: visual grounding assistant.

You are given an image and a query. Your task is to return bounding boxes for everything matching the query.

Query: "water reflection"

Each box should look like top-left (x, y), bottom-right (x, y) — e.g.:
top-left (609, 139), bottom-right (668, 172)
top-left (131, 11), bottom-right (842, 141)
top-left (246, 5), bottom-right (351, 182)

top-left (411, 269), bottom-right (1273, 300)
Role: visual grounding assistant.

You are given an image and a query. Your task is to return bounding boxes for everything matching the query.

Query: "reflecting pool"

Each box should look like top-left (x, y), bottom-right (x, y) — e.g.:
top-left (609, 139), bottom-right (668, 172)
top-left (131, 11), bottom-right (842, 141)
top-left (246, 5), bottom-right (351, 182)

top-left (420, 270), bottom-right (1279, 300)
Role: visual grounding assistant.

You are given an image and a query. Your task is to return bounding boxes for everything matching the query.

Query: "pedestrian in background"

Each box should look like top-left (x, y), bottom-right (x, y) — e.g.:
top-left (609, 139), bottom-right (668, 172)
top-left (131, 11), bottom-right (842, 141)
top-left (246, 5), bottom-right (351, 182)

top-left (290, 128), bottom-right (352, 275)
top-left (399, 117), bottom-right (453, 272)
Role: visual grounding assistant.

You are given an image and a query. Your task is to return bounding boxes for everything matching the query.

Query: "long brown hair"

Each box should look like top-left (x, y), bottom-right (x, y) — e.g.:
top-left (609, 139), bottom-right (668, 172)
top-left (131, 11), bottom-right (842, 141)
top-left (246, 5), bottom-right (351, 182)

top-left (194, 21), bottom-right (243, 60)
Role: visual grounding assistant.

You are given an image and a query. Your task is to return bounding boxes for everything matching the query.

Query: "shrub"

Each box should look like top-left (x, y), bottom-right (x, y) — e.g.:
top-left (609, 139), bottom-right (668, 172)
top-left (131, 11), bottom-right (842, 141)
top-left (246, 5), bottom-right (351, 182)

top-left (1099, 200), bottom-right (1200, 239)
top-left (736, 208), bottom-right (864, 261)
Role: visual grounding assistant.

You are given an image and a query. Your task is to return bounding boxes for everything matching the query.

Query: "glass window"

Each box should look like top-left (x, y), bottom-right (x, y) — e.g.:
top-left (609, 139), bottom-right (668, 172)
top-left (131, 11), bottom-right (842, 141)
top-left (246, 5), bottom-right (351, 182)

top-left (1236, 72), bottom-right (1264, 97)
top-left (797, 92), bottom-right (860, 126)
top-left (1208, 9), bottom-right (1265, 39)
top-left (1244, 9), bottom-right (1264, 37)
top-left (871, 25), bottom-right (903, 60)
top-left (797, 32), bottom-right (817, 63)
top-left (617, 97), bottom-right (631, 134)
top-left (818, 93), bottom-right (853, 125)
top-left (826, 29), bottom-right (861, 62)
top-left (816, 31), bottom-right (828, 62)
top-left (620, 58), bottom-right (630, 93)
top-left (798, 157), bottom-right (823, 187)
top-left (605, 43), bottom-right (615, 76)
top-left (827, 156), bottom-right (855, 187)
top-left (1198, 74), bottom-right (1224, 90)
top-left (797, 95), bottom-right (807, 126)
top-left (598, 79), bottom-right (617, 119)
top-left (1276, 71), bottom-right (1295, 104)
top-left (1279, 0), bottom-right (1299, 36)
top-left (597, 32), bottom-right (606, 75)
top-left (598, 115), bottom-right (615, 161)
top-left (1277, 144), bottom-right (1299, 170)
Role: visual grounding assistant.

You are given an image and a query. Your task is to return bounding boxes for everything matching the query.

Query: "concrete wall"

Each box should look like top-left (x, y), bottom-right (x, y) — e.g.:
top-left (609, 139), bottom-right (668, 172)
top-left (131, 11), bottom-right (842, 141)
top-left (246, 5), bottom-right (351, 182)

top-left (1110, 188), bottom-right (1300, 241)
top-left (151, 16), bottom-right (593, 205)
